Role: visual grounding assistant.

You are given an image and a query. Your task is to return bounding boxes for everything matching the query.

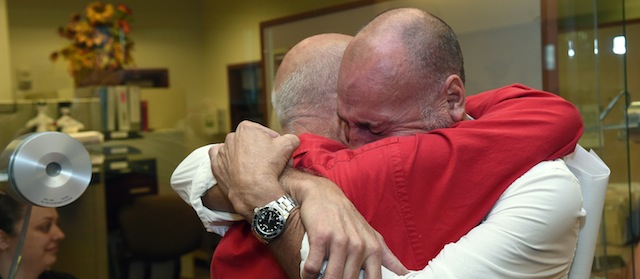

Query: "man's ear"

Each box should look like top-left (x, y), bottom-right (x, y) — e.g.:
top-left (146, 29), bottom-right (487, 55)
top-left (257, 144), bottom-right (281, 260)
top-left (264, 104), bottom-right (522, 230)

top-left (444, 75), bottom-right (466, 122)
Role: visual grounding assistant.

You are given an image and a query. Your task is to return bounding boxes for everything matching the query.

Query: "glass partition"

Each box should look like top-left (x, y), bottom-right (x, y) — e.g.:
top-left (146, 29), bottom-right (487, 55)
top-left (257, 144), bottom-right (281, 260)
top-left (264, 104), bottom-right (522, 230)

top-left (557, 0), bottom-right (640, 277)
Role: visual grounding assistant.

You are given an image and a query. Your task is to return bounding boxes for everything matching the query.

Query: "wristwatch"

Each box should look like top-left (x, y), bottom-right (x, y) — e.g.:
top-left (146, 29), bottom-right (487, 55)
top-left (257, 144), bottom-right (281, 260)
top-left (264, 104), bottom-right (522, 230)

top-left (251, 195), bottom-right (297, 244)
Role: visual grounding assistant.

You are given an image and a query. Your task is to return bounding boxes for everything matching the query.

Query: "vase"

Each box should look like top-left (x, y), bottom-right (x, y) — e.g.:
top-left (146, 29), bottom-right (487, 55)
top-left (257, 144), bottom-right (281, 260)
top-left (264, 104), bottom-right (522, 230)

top-left (74, 69), bottom-right (125, 88)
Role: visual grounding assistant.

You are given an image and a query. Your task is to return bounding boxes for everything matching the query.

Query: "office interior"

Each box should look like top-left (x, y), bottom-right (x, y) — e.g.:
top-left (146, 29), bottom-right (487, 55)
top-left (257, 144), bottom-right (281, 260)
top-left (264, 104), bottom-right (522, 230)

top-left (0, 0), bottom-right (638, 278)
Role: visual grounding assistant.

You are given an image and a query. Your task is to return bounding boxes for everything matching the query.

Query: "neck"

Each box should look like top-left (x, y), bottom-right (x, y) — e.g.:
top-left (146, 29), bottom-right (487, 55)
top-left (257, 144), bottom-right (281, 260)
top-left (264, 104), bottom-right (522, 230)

top-left (0, 254), bottom-right (40, 279)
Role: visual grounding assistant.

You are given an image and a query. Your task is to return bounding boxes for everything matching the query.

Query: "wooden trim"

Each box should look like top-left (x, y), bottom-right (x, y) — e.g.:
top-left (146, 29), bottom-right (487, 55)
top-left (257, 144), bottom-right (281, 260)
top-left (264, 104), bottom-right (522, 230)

top-left (558, 18), bottom-right (640, 33)
top-left (123, 69), bottom-right (169, 88)
top-left (260, 0), bottom-right (387, 30)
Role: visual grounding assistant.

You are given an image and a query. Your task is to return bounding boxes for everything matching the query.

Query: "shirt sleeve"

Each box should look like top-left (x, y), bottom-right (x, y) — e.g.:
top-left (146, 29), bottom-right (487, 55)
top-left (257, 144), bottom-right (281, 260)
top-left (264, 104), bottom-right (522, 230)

top-left (170, 144), bottom-right (243, 236)
top-left (410, 159), bottom-right (584, 278)
top-left (300, 160), bottom-right (585, 279)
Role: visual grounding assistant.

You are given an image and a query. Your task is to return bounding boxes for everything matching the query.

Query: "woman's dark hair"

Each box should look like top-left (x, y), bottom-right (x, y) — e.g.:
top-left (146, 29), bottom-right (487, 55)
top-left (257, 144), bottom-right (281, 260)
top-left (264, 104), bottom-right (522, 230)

top-left (0, 193), bottom-right (26, 236)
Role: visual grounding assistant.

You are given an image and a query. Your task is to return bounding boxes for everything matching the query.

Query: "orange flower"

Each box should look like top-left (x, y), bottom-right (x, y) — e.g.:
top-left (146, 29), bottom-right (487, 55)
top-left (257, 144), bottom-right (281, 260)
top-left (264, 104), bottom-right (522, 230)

top-left (116, 4), bottom-right (132, 15)
top-left (118, 20), bottom-right (130, 34)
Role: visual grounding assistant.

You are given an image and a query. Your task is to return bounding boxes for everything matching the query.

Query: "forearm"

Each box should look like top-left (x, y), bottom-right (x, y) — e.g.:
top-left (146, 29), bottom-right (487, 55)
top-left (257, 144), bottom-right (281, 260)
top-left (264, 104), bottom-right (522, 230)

top-left (202, 185), bottom-right (235, 212)
top-left (214, 169), bottom-right (306, 278)
top-left (225, 168), bottom-right (309, 277)
top-left (464, 85), bottom-right (583, 159)
top-left (269, 208), bottom-right (305, 279)
top-left (278, 168), bottom-right (396, 278)
top-left (279, 168), bottom-right (315, 205)
top-left (266, 168), bottom-right (318, 277)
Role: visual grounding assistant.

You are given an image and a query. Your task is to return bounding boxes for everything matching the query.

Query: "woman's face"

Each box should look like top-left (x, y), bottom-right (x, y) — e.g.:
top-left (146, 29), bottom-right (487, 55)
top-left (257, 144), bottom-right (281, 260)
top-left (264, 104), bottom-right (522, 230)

top-left (4, 207), bottom-right (65, 272)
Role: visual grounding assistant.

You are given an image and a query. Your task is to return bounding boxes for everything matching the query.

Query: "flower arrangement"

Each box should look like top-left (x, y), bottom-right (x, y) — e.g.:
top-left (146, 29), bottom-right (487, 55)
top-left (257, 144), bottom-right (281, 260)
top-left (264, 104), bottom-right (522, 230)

top-left (50, 1), bottom-right (134, 86)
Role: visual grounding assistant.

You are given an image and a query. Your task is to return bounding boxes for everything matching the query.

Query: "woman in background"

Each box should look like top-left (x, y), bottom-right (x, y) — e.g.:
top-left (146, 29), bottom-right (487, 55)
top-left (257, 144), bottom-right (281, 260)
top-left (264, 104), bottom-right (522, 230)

top-left (0, 194), bottom-right (74, 279)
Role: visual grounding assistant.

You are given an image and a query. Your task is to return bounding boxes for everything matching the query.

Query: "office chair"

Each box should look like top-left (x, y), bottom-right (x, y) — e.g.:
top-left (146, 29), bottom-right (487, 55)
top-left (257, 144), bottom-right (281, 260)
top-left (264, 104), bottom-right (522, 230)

top-left (118, 194), bottom-right (204, 279)
top-left (565, 145), bottom-right (610, 279)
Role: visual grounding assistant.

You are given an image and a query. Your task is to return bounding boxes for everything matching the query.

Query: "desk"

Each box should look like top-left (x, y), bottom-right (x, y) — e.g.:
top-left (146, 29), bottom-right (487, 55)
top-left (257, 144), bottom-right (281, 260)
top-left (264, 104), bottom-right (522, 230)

top-left (601, 183), bottom-right (640, 246)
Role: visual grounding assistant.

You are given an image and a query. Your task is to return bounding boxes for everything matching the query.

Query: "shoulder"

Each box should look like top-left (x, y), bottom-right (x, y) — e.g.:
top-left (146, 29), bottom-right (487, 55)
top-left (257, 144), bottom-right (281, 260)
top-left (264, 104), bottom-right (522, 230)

top-left (506, 160), bottom-right (580, 198)
top-left (495, 159), bottom-right (583, 226)
top-left (518, 159), bottom-right (579, 185)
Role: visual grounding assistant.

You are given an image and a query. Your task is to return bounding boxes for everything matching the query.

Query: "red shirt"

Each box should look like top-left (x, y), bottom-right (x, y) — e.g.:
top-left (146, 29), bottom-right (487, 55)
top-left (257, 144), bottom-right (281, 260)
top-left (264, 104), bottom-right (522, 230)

top-left (210, 84), bottom-right (583, 278)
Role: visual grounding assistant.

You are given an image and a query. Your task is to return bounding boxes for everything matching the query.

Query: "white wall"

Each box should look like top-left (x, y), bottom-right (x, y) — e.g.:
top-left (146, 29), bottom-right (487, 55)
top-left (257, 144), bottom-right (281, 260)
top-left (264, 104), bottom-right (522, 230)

top-left (0, 0), bottom-right (12, 101)
top-left (6, 0), bottom-right (205, 104)
top-left (261, 0), bottom-right (542, 99)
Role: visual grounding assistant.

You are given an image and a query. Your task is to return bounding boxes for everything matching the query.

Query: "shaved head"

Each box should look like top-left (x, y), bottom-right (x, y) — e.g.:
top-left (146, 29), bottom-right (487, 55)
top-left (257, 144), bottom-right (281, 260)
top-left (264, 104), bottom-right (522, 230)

top-left (337, 8), bottom-right (466, 147)
top-left (272, 33), bottom-right (352, 140)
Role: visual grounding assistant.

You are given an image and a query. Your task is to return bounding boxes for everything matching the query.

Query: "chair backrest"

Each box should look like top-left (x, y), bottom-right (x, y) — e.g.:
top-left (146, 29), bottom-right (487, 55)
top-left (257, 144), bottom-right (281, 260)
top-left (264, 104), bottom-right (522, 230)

top-left (119, 194), bottom-right (203, 261)
top-left (565, 145), bottom-right (611, 279)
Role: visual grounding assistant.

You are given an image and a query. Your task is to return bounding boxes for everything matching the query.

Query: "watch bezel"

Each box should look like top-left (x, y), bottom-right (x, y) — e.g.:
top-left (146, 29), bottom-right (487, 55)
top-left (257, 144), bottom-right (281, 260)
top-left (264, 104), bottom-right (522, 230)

top-left (252, 206), bottom-right (286, 241)
top-left (251, 195), bottom-right (297, 244)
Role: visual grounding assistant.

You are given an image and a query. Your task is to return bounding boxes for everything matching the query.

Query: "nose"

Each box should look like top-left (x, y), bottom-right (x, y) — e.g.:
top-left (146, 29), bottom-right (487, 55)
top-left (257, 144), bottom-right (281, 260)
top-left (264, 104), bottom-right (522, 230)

top-left (52, 225), bottom-right (65, 241)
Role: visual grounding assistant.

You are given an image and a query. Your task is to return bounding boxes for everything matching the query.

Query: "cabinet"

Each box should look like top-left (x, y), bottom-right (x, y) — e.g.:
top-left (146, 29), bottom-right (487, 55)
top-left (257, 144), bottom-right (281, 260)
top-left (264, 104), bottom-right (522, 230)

top-left (227, 62), bottom-right (266, 130)
top-left (55, 167), bottom-right (109, 279)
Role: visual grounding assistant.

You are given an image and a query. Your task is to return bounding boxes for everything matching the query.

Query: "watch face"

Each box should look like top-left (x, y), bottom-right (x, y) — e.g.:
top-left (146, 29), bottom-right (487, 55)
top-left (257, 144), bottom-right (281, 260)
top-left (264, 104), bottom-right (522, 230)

top-left (254, 207), bottom-right (285, 238)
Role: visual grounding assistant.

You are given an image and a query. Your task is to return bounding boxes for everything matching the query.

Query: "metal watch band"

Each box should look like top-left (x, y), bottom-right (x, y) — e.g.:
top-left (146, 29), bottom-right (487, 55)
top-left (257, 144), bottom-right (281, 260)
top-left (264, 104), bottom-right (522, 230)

top-left (274, 195), bottom-right (296, 213)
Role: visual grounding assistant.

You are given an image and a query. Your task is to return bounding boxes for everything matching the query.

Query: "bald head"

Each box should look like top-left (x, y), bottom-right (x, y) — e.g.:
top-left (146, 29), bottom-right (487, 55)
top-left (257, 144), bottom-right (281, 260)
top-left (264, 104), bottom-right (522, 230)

top-left (272, 33), bottom-right (352, 141)
top-left (348, 8), bottom-right (464, 87)
top-left (337, 8), bottom-right (467, 147)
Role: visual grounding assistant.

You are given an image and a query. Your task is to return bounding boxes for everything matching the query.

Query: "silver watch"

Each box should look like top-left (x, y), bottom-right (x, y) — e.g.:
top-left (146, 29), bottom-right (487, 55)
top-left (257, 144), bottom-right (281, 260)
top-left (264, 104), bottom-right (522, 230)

top-left (251, 195), bottom-right (297, 244)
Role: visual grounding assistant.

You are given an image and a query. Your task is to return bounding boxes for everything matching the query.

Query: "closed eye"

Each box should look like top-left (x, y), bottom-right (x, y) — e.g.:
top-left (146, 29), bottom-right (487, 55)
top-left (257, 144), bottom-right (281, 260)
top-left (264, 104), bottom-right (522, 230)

top-left (356, 122), bottom-right (383, 136)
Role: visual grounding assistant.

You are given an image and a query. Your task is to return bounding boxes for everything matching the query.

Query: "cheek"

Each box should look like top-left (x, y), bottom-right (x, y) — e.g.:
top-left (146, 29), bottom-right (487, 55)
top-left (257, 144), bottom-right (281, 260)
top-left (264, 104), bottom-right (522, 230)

top-left (23, 233), bottom-right (49, 253)
top-left (21, 236), bottom-right (57, 266)
top-left (18, 241), bottom-right (40, 264)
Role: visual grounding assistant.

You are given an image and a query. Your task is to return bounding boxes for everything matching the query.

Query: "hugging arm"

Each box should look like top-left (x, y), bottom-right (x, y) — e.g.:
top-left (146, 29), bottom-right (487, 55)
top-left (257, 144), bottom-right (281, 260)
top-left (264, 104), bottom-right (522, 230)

top-left (279, 169), bottom-right (407, 278)
top-left (297, 160), bottom-right (583, 278)
top-left (210, 121), bottom-right (406, 278)
top-left (169, 127), bottom-right (399, 278)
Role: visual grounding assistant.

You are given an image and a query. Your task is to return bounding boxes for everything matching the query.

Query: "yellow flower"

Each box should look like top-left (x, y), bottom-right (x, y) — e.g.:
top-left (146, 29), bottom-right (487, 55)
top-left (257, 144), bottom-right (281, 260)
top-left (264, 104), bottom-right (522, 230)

top-left (86, 2), bottom-right (114, 24)
top-left (81, 55), bottom-right (94, 68)
top-left (52, 1), bottom-right (134, 83)
top-left (73, 21), bottom-right (92, 33)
